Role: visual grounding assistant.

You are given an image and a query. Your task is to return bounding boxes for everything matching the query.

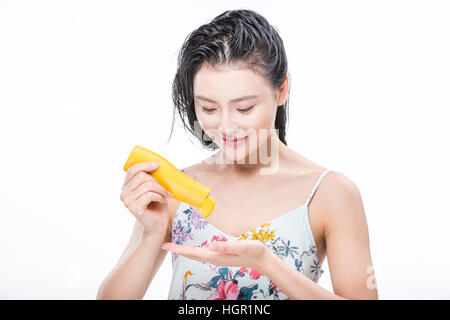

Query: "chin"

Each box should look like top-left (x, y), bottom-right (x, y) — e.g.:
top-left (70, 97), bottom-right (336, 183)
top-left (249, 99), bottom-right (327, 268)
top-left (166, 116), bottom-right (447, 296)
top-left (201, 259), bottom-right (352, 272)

top-left (222, 145), bottom-right (260, 165)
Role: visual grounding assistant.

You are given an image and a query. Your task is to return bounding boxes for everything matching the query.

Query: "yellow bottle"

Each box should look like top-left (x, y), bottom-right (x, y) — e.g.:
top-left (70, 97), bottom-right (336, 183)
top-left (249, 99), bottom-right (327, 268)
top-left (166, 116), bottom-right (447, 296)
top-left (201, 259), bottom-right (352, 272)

top-left (122, 145), bottom-right (215, 218)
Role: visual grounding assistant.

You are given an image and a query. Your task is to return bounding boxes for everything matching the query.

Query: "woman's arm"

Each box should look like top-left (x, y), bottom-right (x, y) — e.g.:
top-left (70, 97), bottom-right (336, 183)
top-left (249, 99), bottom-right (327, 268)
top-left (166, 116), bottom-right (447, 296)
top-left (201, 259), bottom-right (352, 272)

top-left (97, 197), bottom-right (178, 300)
top-left (96, 222), bottom-right (169, 300)
top-left (260, 172), bottom-right (378, 300)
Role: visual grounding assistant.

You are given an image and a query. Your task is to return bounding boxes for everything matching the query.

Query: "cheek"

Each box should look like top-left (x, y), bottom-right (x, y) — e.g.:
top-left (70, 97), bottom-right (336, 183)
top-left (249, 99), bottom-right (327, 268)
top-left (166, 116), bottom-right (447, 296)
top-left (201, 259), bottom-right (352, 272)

top-left (247, 108), bottom-right (278, 147)
top-left (248, 107), bottom-right (277, 132)
top-left (254, 112), bottom-right (274, 128)
top-left (196, 115), bottom-right (220, 142)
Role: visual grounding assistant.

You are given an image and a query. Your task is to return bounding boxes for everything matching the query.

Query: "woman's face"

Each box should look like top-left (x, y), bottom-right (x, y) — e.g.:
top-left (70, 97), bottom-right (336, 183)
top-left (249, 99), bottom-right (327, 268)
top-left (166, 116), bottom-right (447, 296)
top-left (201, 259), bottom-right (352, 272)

top-left (193, 62), bottom-right (288, 166)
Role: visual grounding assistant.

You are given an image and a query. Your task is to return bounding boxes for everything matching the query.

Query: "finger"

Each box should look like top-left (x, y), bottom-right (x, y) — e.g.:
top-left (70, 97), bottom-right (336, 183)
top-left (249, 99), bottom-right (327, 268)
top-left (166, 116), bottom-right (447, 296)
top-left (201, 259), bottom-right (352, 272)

top-left (122, 162), bottom-right (159, 189)
top-left (128, 179), bottom-right (171, 200)
top-left (135, 191), bottom-right (167, 207)
top-left (183, 248), bottom-right (242, 267)
top-left (209, 240), bottom-right (249, 255)
top-left (162, 244), bottom-right (215, 260)
top-left (162, 243), bottom-right (246, 268)
top-left (124, 171), bottom-right (159, 193)
top-left (122, 189), bottom-right (164, 210)
top-left (123, 162), bottom-right (159, 189)
top-left (163, 243), bottom-right (205, 256)
top-left (128, 181), bottom-right (169, 200)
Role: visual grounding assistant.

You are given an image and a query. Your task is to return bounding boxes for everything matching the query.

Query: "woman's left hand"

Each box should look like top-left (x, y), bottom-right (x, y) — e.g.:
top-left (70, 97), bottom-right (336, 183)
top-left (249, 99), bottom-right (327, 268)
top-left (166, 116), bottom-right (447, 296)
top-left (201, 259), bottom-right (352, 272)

top-left (161, 239), bottom-right (271, 273)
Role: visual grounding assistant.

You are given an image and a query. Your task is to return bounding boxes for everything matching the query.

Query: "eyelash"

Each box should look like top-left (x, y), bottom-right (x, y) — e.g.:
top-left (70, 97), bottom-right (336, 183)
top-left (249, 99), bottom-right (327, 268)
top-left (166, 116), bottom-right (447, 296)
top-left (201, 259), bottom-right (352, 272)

top-left (201, 106), bottom-right (255, 113)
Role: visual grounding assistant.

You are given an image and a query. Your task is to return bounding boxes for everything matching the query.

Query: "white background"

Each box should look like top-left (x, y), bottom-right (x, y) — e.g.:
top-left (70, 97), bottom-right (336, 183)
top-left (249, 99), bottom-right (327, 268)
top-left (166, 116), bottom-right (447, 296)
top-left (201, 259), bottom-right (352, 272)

top-left (1, 0), bottom-right (449, 299)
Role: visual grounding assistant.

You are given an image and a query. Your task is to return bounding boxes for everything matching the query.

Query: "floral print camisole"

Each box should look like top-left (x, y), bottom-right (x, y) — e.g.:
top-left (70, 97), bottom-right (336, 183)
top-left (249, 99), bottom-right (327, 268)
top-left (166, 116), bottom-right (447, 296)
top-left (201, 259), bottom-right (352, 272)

top-left (167, 169), bottom-right (332, 300)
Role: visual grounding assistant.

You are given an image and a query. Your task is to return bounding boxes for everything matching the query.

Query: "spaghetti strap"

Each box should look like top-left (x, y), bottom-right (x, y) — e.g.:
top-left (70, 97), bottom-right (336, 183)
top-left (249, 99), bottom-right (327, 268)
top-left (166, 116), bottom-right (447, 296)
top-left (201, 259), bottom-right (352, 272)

top-left (305, 169), bottom-right (332, 207)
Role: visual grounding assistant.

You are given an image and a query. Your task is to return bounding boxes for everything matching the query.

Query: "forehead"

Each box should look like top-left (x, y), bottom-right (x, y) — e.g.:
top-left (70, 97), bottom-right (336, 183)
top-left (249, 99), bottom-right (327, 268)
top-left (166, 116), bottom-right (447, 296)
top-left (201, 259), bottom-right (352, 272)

top-left (193, 63), bottom-right (271, 98)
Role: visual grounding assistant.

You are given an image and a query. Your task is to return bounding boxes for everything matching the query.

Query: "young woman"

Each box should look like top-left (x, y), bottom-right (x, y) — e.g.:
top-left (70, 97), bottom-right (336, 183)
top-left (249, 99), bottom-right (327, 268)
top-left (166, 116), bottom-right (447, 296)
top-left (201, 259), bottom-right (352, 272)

top-left (97, 9), bottom-right (378, 300)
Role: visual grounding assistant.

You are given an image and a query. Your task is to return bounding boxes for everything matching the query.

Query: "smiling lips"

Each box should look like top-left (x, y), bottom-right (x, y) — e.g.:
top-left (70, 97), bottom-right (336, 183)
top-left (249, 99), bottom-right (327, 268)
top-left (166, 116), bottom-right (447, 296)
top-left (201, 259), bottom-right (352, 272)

top-left (222, 136), bottom-right (247, 147)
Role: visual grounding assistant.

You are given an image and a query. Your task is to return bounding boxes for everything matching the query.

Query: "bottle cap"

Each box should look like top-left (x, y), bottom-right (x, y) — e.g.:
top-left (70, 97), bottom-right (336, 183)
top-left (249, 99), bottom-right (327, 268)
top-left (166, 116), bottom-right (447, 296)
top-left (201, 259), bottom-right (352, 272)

top-left (201, 195), bottom-right (215, 218)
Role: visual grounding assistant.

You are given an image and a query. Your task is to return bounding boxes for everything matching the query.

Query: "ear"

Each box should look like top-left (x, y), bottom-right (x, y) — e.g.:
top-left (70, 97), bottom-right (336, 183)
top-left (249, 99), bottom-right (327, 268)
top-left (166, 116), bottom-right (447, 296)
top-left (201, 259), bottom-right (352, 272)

top-left (276, 74), bottom-right (289, 107)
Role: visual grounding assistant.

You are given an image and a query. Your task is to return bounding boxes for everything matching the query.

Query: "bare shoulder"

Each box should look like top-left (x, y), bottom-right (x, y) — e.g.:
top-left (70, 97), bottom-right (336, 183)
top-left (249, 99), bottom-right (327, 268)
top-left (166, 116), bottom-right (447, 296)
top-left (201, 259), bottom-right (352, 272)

top-left (320, 170), bottom-right (361, 198)
top-left (316, 170), bottom-right (366, 237)
top-left (314, 171), bottom-right (377, 299)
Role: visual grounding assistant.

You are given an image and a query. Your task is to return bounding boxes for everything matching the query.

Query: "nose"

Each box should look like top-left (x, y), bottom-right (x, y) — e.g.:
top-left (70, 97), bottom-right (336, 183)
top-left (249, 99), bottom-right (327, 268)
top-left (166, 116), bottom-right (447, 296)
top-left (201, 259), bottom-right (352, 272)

top-left (218, 111), bottom-right (240, 138)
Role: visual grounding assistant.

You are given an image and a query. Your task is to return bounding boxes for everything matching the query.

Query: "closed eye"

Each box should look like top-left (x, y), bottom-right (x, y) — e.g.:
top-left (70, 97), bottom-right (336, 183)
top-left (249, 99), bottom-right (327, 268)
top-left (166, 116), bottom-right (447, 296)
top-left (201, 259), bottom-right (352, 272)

top-left (201, 107), bottom-right (216, 113)
top-left (238, 106), bottom-right (255, 113)
top-left (201, 106), bottom-right (255, 113)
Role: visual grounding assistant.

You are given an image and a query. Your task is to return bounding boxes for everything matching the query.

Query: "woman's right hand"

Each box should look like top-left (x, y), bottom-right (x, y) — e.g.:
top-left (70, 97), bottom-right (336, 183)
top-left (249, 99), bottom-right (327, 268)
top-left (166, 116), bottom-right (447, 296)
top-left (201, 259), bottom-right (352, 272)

top-left (120, 162), bottom-right (173, 236)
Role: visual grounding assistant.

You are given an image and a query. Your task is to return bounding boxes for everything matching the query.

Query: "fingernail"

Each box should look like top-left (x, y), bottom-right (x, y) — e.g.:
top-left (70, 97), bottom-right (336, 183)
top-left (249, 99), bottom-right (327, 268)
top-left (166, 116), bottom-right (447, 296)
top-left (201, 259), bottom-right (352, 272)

top-left (168, 192), bottom-right (173, 198)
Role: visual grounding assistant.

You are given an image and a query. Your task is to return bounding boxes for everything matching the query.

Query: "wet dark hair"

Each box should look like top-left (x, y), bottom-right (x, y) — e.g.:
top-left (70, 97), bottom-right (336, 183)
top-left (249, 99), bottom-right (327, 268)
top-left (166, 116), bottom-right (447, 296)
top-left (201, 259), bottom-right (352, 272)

top-left (168, 9), bottom-right (290, 150)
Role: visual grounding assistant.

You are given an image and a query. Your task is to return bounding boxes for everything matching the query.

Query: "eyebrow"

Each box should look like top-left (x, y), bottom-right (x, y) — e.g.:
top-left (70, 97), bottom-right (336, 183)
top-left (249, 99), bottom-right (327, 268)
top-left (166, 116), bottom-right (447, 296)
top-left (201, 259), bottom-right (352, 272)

top-left (194, 94), bottom-right (259, 104)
